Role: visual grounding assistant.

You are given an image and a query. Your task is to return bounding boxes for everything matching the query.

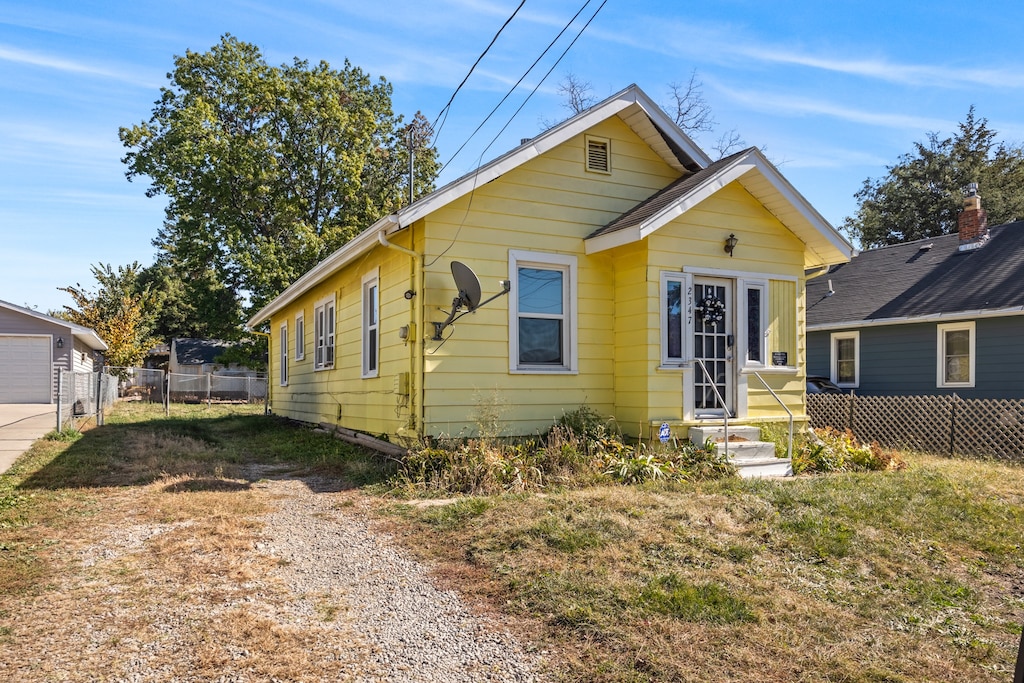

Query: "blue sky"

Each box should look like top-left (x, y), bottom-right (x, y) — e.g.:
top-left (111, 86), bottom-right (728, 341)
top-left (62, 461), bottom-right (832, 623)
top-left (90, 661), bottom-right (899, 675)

top-left (3, 0), bottom-right (1024, 313)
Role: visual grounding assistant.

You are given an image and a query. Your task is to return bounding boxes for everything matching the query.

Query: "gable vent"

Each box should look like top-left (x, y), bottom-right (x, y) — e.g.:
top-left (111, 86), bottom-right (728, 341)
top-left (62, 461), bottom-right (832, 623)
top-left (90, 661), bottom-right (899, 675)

top-left (586, 136), bottom-right (611, 174)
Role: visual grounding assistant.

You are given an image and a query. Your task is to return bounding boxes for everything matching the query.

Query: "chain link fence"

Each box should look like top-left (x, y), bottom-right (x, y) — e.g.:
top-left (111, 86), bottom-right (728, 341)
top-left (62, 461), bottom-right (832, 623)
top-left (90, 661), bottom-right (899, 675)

top-left (56, 368), bottom-right (119, 431)
top-left (808, 393), bottom-right (1024, 461)
top-left (108, 367), bottom-right (165, 404)
top-left (167, 373), bottom-right (267, 405)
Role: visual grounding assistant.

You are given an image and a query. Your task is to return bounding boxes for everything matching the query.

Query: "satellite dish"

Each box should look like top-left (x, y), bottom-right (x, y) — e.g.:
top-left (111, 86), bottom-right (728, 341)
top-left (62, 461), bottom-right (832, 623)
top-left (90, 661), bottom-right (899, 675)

top-left (451, 261), bottom-right (482, 311)
top-left (431, 261), bottom-right (512, 340)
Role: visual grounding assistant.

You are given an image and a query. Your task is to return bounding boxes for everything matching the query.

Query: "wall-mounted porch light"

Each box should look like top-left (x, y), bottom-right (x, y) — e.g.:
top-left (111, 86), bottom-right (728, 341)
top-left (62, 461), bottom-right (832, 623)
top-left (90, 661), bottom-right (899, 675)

top-left (56, 337), bottom-right (64, 348)
top-left (724, 233), bottom-right (739, 257)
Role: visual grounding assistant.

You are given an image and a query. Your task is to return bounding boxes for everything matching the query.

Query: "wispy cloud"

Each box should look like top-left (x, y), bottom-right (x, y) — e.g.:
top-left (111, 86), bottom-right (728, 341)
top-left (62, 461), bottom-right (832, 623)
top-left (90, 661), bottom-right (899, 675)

top-left (0, 45), bottom-right (158, 88)
top-left (711, 81), bottom-right (951, 132)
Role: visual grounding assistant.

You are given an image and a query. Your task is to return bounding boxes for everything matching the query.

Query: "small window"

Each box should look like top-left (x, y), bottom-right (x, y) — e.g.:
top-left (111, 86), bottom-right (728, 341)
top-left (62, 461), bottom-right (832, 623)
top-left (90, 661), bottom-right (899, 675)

top-left (660, 272), bottom-right (690, 365)
top-left (741, 281), bottom-right (768, 366)
top-left (294, 313), bottom-right (305, 361)
top-left (585, 135), bottom-right (610, 174)
top-left (830, 331), bottom-right (859, 388)
top-left (509, 251), bottom-right (577, 373)
top-left (362, 270), bottom-right (379, 378)
top-left (937, 322), bottom-right (975, 388)
top-left (314, 297), bottom-right (335, 371)
top-left (279, 323), bottom-right (288, 386)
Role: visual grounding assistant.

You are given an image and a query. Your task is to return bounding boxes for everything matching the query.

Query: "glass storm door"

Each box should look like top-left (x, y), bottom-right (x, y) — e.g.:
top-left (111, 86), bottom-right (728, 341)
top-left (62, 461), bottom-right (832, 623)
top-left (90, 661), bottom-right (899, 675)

top-left (693, 277), bottom-right (733, 416)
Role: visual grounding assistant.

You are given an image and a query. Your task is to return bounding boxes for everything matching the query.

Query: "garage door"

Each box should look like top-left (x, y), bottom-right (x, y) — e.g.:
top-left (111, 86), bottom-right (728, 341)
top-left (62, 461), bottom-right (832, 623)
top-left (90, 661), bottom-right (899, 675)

top-left (0, 336), bottom-right (52, 403)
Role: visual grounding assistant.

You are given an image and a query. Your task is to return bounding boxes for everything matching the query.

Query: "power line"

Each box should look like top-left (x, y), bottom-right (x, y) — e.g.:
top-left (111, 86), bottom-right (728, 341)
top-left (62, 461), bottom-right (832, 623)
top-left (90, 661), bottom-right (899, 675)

top-left (438, 0), bottom-right (598, 176)
top-left (431, 0), bottom-right (526, 148)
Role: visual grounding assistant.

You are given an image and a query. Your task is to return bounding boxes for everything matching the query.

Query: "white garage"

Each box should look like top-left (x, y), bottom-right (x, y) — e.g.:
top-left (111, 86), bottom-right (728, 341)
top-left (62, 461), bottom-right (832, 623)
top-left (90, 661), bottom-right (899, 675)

top-left (0, 300), bottom-right (108, 404)
top-left (0, 335), bottom-right (52, 403)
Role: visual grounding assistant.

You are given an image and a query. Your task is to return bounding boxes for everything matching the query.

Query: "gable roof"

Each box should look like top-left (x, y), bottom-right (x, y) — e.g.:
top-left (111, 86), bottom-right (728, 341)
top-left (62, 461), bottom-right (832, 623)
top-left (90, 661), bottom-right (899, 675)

top-left (806, 221), bottom-right (1024, 329)
top-left (171, 338), bottom-right (235, 365)
top-left (0, 299), bottom-right (108, 350)
top-left (248, 85), bottom-right (710, 328)
top-left (584, 147), bottom-right (853, 267)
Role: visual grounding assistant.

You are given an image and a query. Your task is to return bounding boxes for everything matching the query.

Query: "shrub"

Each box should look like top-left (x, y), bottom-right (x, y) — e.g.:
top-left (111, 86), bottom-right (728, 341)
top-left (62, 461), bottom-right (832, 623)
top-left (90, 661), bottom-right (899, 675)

top-left (791, 427), bottom-right (905, 474)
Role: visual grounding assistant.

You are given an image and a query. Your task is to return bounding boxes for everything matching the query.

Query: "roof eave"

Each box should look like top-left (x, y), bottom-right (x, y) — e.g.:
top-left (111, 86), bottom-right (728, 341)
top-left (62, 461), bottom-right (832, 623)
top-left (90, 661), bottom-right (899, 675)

top-left (807, 305), bottom-right (1024, 331)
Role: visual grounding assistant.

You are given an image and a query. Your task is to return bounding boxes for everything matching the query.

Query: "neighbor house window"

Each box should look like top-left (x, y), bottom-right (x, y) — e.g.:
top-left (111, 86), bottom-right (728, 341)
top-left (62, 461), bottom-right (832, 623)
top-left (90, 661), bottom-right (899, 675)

top-left (830, 331), bottom-right (859, 388)
top-left (509, 250), bottom-right (577, 373)
top-left (937, 321), bottom-right (975, 387)
top-left (294, 312), bottom-right (305, 361)
top-left (585, 135), bottom-right (610, 174)
top-left (362, 270), bottom-right (379, 378)
top-left (314, 296), bottom-right (335, 370)
top-left (279, 323), bottom-right (288, 386)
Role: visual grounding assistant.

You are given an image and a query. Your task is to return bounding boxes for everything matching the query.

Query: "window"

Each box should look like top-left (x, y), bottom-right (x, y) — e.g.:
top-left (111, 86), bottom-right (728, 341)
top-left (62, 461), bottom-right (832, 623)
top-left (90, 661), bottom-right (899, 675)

top-left (509, 251), bottom-right (577, 373)
top-left (830, 331), bottom-right (859, 388)
top-left (314, 297), bottom-right (335, 371)
top-left (294, 313), bottom-right (305, 361)
top-left (660, 272), bottom-right (691, 365)
top-left (362, 270), bottom-right (379, 378)
top-left (585, 135), bottom-right (610, 174)
top-left (279, 323), bottom-right (288, 386)
top-left (741, 281), bottom-right (768, 366)
top-left (937, 322), bottom-right (975, 387)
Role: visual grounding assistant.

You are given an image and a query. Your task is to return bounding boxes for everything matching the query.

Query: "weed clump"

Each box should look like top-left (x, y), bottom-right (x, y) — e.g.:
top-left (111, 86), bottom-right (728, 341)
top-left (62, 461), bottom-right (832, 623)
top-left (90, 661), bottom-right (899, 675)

top-left (791, 427), bottom-right (906, 474)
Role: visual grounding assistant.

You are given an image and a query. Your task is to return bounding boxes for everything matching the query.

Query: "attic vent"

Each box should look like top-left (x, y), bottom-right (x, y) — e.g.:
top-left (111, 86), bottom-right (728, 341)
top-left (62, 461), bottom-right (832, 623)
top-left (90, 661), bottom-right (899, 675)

top-left (585, 135), bottom-right (611, 174)
top-left (919, 243), bottom-right (933, 251)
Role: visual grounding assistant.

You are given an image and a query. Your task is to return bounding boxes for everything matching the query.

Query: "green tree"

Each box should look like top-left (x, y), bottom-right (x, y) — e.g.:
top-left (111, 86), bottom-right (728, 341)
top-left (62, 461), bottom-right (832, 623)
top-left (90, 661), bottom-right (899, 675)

top-left (138, 258), bottom-right (243, 341)
top-left (120, 34), bottom-right (439, 315)
top-left (844, 107), bottom-right (1024, 248)
top-left (58, 263), bottom-right (161, 369)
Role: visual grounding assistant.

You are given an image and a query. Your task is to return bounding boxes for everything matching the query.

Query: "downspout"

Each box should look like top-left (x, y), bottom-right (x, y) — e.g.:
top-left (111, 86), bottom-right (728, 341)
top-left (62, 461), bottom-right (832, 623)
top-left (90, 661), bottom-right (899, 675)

top-left (805, 264), bottom-right (832, 280)
top-left (378, 228), bottom-right (424, 440)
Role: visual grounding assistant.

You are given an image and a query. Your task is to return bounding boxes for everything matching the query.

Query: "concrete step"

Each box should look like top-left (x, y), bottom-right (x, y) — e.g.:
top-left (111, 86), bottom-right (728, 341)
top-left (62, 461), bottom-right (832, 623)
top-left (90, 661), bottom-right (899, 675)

top-left (688, 425), bottom-right (762, 445)
top-left (731, 456), bottom-right (793, 478)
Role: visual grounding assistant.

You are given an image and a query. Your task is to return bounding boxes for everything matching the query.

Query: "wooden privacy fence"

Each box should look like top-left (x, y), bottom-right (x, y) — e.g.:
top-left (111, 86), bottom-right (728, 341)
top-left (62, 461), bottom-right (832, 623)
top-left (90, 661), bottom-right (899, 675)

top-left (807, 394), bottom-right (1024, 461)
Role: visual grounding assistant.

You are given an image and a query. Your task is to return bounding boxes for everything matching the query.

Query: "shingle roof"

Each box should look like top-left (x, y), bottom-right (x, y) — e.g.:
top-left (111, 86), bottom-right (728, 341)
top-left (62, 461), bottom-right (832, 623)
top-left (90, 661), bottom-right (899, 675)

top-left (173, 338), bottom-right (234, 365)
top-left (806, 221), bottom-right (1024, 326)
top-left (586, 149), bottom-right (750, 239)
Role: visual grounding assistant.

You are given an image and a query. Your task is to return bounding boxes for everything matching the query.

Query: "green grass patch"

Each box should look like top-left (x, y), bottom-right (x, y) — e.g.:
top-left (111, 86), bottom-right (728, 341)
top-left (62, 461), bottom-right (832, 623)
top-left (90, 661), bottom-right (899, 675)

top-left (636, 574), bottom-right (757, 624)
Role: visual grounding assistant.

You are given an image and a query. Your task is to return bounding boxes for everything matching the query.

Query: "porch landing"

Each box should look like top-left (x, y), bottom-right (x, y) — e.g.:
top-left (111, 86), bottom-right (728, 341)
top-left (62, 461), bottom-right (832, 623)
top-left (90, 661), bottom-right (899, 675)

top-left (688, 425), bottom-right (792, 478)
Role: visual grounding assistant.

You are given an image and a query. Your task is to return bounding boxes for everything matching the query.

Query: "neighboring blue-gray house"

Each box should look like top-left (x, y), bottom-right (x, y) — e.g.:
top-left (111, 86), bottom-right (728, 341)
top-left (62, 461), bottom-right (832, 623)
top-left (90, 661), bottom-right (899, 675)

top-left (806, 189), bottom-right (1024, 399)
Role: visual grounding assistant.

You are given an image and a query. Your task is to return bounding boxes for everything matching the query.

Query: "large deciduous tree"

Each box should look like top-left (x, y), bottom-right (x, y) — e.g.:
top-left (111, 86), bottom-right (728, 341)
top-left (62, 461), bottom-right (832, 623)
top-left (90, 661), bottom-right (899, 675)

top-left (58, 263), bottom-right (161, 369)
top-left (844, 107), bottom-right (1024, 248)
top-left (120, 35), bottom-right (439, 314)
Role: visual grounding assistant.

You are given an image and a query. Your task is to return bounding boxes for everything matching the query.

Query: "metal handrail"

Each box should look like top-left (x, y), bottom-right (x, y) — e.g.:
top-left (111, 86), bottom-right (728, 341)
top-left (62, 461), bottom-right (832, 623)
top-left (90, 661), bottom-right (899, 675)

top-left (750, 371), bottom-right (793, 460)
top-left (690, 358), bottom-right (729, 458)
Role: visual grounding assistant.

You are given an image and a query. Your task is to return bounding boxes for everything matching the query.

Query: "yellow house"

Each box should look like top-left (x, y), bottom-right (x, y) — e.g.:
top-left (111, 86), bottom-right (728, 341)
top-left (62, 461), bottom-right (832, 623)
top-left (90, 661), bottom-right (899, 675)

top-left (247, 84), bottom-right (853, 449)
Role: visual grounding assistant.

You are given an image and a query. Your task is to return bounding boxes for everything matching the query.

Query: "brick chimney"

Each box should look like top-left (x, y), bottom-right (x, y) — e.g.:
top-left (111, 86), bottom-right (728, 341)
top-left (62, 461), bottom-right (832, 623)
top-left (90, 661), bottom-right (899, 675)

top-left (958, 183), bottom-right (988, 252)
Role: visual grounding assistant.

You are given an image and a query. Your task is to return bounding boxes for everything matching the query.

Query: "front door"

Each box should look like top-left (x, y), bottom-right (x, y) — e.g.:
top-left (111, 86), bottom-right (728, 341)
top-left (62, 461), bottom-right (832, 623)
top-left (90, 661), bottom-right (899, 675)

top-left (693, 277), bottom-right (733, 416)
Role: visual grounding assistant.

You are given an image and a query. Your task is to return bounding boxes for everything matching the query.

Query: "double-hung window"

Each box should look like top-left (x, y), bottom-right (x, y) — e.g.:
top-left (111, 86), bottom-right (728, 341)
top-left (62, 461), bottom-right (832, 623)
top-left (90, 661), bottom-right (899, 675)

top-left (830, 331), bottom-right (859, 388)
top-left (937, 321), bottom-right (975, 387)
top-left (660, 272), bottom-right (690, 366)
top-left (279, 323), bottom-right (288, 386)
top-left (314, 297), bottom-right (335, 371)
top-left (362, 270), bottom-right (379, 378)
top-left (294, 313), bottom-right (305, 361)
top-left (509, 250), bottom-right (577, 373)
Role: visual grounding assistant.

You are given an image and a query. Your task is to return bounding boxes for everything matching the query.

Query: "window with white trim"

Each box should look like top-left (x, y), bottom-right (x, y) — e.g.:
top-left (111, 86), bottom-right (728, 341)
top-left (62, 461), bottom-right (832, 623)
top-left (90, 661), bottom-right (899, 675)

top-left (660, 272), bottom-right (691, 366)
top-left (509, 250), bottom-right (577, 373)
top-left (362, 270), bottom-right (379, 378)
top-left (313, 297), bottom-right (335, 371)
top-left (279, 323), bottom-right (288, 386)
top-left (937, 321), bottom-right (975, 387)
top-left (830, 331), bottom-right (859, 388)
top-left (294, 313), bottom-right (305, 361)
top-left (741, 280), bottom-right (768, 366)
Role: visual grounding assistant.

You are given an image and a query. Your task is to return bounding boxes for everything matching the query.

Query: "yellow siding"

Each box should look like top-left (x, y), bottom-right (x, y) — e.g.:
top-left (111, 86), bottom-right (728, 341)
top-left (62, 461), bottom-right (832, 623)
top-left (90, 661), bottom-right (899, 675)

top-left (419, 116), bottom-right (680, 437)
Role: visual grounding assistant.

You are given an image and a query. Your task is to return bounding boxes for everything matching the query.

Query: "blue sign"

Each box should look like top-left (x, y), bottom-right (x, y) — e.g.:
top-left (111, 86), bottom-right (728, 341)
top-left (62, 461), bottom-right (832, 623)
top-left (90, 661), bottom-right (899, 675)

top-left (658, 422), bottom-right (671, 443)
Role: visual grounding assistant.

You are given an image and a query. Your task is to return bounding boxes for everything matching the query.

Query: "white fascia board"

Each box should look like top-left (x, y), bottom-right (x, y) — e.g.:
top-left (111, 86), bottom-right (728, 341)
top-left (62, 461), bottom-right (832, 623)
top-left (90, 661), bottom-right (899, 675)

top-left (398, 86), bottom-right (710, 229)
top-left (246, 215), bottom-right (400, 328)
top-left (0, 299), bottom-right (108, 350)
top-left (807, 306), bottom-right (1024, 332)
top-left (743, 149), bottom-right (854, 261)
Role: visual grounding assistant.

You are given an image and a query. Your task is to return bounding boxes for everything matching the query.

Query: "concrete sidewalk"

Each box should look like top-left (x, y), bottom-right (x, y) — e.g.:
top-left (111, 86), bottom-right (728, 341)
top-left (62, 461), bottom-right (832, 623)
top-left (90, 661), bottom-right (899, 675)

top-left (0, 404), bottom-right (56, 475)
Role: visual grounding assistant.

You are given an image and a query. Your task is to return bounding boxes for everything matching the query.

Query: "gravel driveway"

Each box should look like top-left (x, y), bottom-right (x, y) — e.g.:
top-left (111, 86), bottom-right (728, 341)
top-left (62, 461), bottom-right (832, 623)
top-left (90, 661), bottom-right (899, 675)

top-left (259, 474), bottom-right (544, 682)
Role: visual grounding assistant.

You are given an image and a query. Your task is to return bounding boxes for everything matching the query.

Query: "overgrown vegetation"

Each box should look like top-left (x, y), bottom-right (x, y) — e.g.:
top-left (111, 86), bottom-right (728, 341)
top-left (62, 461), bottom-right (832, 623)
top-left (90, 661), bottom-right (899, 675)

top-left (758, 422), bottom-right (907, 475)
top-left (395, 406), bottom-right (734, 495)
top-left (2, 403), bottom-right (1021, 682)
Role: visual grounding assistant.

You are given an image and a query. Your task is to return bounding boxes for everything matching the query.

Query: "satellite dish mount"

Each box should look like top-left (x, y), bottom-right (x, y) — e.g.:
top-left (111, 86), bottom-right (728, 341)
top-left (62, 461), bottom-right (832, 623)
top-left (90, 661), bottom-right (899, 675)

top-left (432, 261), bottom-right (511, 340)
